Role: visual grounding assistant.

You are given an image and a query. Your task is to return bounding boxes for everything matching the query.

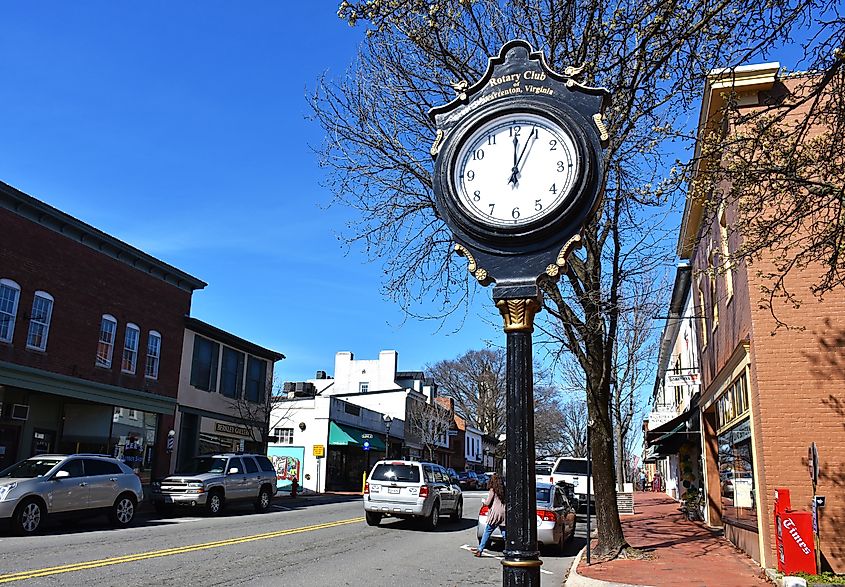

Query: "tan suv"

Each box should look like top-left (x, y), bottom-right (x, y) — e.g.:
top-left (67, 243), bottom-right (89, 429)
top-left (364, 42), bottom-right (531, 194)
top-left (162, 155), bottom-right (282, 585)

top-left (363, 460), bottom-right (463, 530)
top-left (151, 453), bottom-right (277, 516)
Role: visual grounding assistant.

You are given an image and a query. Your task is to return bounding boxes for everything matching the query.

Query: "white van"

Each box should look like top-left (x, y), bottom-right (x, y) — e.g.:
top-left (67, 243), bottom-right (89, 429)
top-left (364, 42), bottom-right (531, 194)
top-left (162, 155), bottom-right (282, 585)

top-left (547, 457), bottom-right (594, 509)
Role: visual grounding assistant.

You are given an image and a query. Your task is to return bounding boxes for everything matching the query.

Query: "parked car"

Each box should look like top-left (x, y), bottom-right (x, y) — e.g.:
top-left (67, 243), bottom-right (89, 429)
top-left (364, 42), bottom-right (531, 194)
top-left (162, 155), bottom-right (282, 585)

top-left (547, 457), bottom-right (594, 510)
top-left (475, 472), bottom-right (490, 490)
top-left (476, 482), bottom-right (576, 554)
top-left (457, 470), bottom-right (479, 490)
top-left (0, 454), bottom-right (144, 535)
top-left (150, 453), bottom-right (277, 516)
top-left (363, 460), bottom-right (463, 530)
top-left (535, 461), bottom-right (554, 484)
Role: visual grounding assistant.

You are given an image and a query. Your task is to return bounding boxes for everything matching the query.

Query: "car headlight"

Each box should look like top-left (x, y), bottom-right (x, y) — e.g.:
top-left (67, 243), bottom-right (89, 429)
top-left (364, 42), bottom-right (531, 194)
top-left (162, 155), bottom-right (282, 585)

top-left (0, 483), bottom-right (18, 501)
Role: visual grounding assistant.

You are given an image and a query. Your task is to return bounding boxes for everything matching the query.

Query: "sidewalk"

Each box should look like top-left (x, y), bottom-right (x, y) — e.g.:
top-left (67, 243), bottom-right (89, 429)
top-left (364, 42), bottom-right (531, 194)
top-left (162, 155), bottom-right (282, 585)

top-left (566, 492), bottom-right (772, 587)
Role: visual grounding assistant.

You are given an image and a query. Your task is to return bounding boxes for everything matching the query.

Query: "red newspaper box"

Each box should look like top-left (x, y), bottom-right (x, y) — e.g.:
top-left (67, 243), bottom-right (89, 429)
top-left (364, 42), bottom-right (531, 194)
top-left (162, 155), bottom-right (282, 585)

top-left (774, 488), bottom-right (816, 575)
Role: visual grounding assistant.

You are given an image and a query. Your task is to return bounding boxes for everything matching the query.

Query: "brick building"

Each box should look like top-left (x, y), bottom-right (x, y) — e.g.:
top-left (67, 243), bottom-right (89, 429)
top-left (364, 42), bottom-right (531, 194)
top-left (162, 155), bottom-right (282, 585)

top-left (679, 64), bottom-right (845, 572)
top-left (0, 181), bottom-right (206, 480)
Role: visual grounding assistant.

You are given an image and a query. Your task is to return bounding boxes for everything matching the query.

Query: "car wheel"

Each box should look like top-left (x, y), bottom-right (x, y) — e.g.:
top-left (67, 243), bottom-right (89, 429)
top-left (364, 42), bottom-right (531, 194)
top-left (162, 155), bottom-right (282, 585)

top-left (14, 499), bottom-right (45, 535)
top-left (451, 498), bottom-right (463, 522)
top-left (109, 494), bottom-right (137, 527)
top-left (425, 502), bottom-right (440, 531)
top-left (205, 490), bottom-right (224, 516)
top-left (254, 486), bottom-right (272, 513)
top-left (365, 511), bottom-right (382, 526)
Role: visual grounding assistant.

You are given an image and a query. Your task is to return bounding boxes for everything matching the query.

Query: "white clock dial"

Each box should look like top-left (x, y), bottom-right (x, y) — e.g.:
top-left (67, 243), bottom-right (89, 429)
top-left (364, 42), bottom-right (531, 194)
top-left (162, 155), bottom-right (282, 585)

top-left (453, 112), bottom-right (579, 228)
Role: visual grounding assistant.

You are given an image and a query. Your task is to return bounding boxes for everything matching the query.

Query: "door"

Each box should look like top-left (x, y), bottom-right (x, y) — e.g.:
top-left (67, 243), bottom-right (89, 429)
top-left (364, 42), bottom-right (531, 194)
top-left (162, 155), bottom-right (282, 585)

top-left (83, 458), bottom-right (123, 508)
top-left (240, 456), bottom-right (261, 498)
top-left (49, 458), bottom-right (89, 513)
top-left (434, 466), bottom-right (455, 512)
top-left (0, 424), bottom-right (21, 471)
top-left (31, 430), bottom-right (55, 455)
top-left (224, 457), bottom-right (248, 500)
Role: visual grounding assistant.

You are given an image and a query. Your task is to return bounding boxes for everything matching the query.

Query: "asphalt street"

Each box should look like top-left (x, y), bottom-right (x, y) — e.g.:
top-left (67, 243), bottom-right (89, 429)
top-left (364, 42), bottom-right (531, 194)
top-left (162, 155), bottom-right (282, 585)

top-left (0, 491), bottom-right (589, 586)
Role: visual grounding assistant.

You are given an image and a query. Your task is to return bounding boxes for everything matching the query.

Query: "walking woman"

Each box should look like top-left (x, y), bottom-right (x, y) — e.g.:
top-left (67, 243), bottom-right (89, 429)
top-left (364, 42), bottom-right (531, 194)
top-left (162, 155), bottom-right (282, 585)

top-left (473, 472), bottom-right (506, 557)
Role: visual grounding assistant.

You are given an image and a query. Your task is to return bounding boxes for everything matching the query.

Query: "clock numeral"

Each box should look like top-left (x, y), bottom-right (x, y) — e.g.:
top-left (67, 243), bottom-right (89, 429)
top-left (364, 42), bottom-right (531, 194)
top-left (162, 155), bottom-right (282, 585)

top-left (487, 134), bottom-right (497, 146)
top-left (473, 149), bottom-right (485, 161)
top-left (488, 203), bottom-right (495, 215)
top-left (549, 139), bottom-right (557, 151)
top-left (535, 200), bottom-right (543, 211)
top-left (466, 170), bottom-right (475, 182)
top-left (549, 184), bottom-right (557, 195)
top-left (512, 207), bottom-right (520, 219)
top-left (473, 190), bottom-right (481, 202)
top-left (509, 125), bottom-right (521, 137)
top-left (557, 161), bottom-right (569, 172)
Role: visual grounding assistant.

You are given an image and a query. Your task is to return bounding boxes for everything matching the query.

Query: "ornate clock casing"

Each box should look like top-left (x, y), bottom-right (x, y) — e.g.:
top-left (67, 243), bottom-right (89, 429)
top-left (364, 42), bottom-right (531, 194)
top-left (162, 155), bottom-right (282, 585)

top-left (430, 40), bottom-right (610, 290)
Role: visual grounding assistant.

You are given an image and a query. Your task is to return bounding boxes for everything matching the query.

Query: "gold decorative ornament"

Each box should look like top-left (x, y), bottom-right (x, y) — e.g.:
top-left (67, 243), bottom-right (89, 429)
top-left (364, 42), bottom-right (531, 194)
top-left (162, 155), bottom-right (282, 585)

top-left (556, 233), bottom-right (582, 267)
top-left (500, 558), bottom-right (544, 568)
top-left (450, 79), bottom-right (469, 101)
top-left (430, 129), bottom-right (445, 157)
top-left (495, 298), bottom-right (542, 333)
top-left (564, 64), bottom-right (586, 78)
top-left (592, 113), bottom-right (609, 142)
top-left (454, 243), bottom-right (491, 285)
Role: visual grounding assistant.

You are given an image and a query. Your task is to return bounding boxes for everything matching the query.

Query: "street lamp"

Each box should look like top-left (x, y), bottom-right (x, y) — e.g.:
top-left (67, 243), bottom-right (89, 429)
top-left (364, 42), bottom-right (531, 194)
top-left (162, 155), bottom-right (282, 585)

top-left (383, 414), bottom-right (393, 459)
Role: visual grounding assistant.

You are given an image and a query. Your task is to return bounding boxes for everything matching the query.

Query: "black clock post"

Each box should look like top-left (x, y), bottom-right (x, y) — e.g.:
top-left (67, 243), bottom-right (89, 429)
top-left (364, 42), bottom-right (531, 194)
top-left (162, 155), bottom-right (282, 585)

top-left (429, 40), bottom-right (609, 586)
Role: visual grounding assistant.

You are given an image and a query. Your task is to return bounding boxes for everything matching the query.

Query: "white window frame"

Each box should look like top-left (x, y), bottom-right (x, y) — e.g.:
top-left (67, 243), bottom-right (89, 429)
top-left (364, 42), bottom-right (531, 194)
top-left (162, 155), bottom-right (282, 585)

top-left (128, 409), bottom-right (138, 420)
top-left (26, 291), bottom-right (54, 351)
top-left (145, 330), bottom-right (161, 380)
top-left (359, 382), bottom-right (369, 393)
top-left (273, 427), bottom-right (294, 445)
top-left (96, 314), bottom-right (118, 368)
top-left (0, 279), bottom-right (21, 343)
top-left (121, 323), bottom-right (140, 374)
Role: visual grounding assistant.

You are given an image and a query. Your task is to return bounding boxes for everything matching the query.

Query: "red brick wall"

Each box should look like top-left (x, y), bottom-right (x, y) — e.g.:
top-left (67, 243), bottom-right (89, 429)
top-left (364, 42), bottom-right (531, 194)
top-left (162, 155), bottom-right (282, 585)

top-left (0, 208), bottom-right (192, 400)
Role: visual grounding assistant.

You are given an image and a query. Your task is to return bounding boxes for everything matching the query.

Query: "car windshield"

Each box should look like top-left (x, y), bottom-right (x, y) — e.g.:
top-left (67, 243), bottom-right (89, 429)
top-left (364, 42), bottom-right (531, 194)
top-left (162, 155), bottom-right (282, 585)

top-left (535, 487), bottom-right (552, 504)
top-left (175, 457), bottom-right (228, 475)
top-left (0, 458), bottom-right (62, 478)
top-left (370, 464), bottom-right (420, 483)
top-left (553, 459), bottom-right (589, 475)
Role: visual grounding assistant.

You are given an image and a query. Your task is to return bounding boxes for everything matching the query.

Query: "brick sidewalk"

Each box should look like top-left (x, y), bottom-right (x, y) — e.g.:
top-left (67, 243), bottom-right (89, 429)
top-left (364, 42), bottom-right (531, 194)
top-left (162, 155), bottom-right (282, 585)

top-left (572, 492), bottom-right (771, 587)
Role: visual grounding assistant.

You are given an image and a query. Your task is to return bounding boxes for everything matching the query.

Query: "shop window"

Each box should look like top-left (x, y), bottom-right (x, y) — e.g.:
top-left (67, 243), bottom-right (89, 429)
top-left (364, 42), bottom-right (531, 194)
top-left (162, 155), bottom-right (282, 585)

top-left (245, 356), bottom-right (267, 403)
top-left (111, 408), bottom-right (157, 485)
top-left (0, 278), bottom-right (21, 343)
top-left (718, 418), bottom-right (757, 530)
top-left (220, 347), bottom-right (245, 398)
top-left (26, 291), bottom-right (54, 351)
top-left (190, 335), bottom-right (220, 392)
top-left (96, 314), bottom-right (117, 368)
top-left (274, 427), bottom-right (294, 444)
top-left (121, 323), bottom-right (140, 374)
top-left (145, 330), bottom-right (161, 380)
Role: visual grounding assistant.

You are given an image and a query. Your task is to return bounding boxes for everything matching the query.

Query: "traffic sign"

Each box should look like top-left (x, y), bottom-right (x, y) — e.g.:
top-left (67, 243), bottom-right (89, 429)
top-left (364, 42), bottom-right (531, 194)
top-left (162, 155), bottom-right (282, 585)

top-left (363, 441), bottom-right (370, 451)
top-left (313, 444), bottom-right (325, 458)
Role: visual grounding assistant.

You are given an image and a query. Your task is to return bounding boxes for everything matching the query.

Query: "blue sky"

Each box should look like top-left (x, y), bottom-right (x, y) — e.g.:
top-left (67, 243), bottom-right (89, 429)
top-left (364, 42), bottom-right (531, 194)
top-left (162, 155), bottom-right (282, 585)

top-left (0, 2), bottom-right (504, 383)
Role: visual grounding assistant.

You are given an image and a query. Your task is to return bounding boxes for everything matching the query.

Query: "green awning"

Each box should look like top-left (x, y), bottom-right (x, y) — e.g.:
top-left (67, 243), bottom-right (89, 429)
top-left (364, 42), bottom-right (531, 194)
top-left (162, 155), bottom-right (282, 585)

top-left (328, 421), bottom-right (386, 450)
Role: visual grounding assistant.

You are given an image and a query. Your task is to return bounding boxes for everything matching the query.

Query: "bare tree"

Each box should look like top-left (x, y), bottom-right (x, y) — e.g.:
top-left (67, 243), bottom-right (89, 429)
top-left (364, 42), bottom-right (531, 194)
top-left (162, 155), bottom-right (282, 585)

top-left (406, 397), bottom-right (454, 461)
top-left (315, 0), bottom-right (817, 560)
top-left (227, 378), bottom-right (293, 447)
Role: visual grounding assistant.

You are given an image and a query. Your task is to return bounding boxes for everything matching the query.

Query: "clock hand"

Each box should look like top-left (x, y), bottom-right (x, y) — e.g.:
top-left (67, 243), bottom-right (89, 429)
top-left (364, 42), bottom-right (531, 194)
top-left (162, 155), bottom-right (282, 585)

top-left (515, 127), bottom-right (537, 171)
top-left (508, 136), bottom-right (519, 185)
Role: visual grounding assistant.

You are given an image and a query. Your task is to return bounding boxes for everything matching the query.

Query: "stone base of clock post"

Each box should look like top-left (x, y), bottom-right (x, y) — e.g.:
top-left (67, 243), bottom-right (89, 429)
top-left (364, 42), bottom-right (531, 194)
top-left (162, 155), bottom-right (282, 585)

top-left (495, 291), bottom-right (542, 587)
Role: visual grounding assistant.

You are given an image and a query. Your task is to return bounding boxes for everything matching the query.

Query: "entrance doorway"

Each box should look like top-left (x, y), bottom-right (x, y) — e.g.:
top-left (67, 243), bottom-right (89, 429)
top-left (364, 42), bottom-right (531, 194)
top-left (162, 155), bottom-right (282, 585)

top-left (0, 424), bottom-right (21, 470)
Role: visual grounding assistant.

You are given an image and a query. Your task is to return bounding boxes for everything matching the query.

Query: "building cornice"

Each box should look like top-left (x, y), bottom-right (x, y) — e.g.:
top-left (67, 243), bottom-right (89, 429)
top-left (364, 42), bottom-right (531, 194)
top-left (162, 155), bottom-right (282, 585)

top-left (185, 316), bottom-right (285, 361)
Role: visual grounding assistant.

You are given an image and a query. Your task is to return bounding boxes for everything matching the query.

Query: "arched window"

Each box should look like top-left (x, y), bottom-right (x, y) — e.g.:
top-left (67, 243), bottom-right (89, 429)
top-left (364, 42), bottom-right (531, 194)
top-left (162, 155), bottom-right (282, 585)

top-left (121, 323), bottom-right (140, 374)
top-left (145, 330), bottom-right (161, 380)
top-left (96, 314), bottom-right (118, 368)
top-left (26, 291), bottom-right (54, 351)
top-left (0, 279), bottom-right (21, 343)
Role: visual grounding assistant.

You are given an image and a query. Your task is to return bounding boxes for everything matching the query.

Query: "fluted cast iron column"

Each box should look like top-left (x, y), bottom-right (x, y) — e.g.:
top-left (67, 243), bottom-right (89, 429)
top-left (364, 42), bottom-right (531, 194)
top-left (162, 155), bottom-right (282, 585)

top-left (496, 296), bottom-right (542, 587)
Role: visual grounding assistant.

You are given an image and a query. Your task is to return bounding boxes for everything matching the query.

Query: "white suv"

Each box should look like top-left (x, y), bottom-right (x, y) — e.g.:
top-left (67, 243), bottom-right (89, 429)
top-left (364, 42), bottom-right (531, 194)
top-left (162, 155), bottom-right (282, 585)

top-left (547, 457), bottom-right (594, 509)
top-left (363, 460), bottom-right (463, 530)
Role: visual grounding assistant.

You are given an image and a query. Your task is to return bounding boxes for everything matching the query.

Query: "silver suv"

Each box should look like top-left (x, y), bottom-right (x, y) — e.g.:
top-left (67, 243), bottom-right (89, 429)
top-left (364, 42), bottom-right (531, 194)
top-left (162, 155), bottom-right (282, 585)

top-left (151, 453), bottom-right (277, 516)
top-left (0, 454), bottom-right (144, 535)
top-left (363, 460), bottom-right (463, 530)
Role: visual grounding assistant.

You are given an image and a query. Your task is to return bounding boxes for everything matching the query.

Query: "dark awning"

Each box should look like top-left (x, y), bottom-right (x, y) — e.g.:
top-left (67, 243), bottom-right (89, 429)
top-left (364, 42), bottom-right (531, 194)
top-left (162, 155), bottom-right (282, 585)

top-left (645, 394), bottom-right (700, 456)
top-left (328, 422), bottom-right (386, 451)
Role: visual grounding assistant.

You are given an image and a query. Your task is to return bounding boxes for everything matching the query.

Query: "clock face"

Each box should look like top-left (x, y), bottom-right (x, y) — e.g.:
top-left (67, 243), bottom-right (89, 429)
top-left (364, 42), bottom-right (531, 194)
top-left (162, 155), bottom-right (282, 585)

top-left (452, 112), bottom-right (579, 228)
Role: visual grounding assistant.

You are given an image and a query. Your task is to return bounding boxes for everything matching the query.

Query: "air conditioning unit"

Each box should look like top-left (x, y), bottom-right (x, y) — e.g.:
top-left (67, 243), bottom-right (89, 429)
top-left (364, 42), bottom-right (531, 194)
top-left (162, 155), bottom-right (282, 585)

top-left (11, 404), bottom-right (29, 421)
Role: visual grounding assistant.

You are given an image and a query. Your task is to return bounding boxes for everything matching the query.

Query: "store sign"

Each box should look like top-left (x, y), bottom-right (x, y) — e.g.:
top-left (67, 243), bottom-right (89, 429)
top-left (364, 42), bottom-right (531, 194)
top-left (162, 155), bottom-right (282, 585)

top-left (647, 410), bottom-right (676, 430)
top-left (215, 422), bottom-right (250, 437)
top-left (666, 373), bottom-right (699, 387)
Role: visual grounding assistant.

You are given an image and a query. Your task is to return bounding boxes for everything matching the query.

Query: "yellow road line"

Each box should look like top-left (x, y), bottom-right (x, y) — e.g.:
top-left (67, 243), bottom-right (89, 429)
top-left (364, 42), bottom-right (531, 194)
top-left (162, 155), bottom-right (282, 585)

top-left (0, 517), bottom-right (364, 583)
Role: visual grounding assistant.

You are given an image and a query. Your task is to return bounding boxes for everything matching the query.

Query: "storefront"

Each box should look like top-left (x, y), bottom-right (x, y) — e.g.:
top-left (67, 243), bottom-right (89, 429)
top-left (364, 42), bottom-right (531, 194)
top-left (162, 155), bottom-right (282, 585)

top-left (326, 421), bottom-right (385, 492)
top-left (173, 407), bottom-right (264, 471)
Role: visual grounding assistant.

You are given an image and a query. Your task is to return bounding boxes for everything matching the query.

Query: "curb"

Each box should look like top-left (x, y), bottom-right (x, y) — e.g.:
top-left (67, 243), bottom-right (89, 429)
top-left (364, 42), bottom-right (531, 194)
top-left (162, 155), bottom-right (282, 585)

top-left (563, 547), bottom-right (653, 587)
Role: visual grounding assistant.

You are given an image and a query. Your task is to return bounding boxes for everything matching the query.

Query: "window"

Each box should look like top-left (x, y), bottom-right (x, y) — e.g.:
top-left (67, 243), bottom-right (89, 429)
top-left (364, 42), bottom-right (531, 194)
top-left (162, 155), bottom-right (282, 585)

top-left (697, 279), bottom-right (708, 348)
top-left (96, 315), bottom-right (117, 367)
top-left (344, 402), bottom-right (360, 416)
top-left (719, 206), bottom-right (734, 301)
top-left (121, 323), bottom-right (140, 374)
top-left (0, 279), bottom-right (20, 343)
top-left (220, 347), bottom-right (245, 398)
top-left (56, 459), bottom-right (84, 478)
top-left (245, 356), bottom-right (267, 403)
top-left (255, 455), bottom-right (275, 473)
top-left (359, 382), bottom-right (369, 393)
top-left (145, 330), bottom-right (161, 379)
top-left (190, 336), bottom-right (219, 392)
top-left (128, 409), bottom-right (138, 420)
top-left (82, 458), bottom-right (121, 476)
top-left (709, 251), bottom-right (719, 330)
top-left (242, 457), bottom-right (259, 474)
top-left (274, 428), bottom-right (294, 444)
top-left (26, 291), bottom-right (53, 351)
